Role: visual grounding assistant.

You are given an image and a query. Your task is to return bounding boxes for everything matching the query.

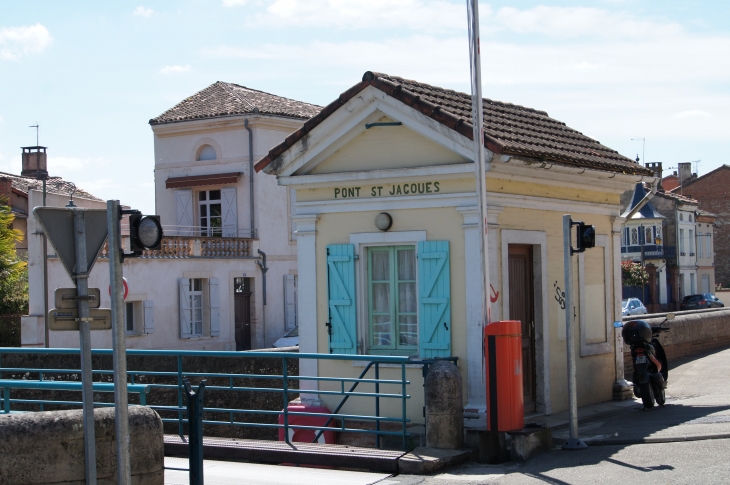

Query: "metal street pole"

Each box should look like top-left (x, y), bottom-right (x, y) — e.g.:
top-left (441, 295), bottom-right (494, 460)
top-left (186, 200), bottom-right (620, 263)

top-left (562, 215), bottom-right (587, 450)
top-left (108, 200), bottom-right (131, 485)
top-left (73, 209), bottom-right (98, 483)
top-left (467, 0), bottom-right (492, 328)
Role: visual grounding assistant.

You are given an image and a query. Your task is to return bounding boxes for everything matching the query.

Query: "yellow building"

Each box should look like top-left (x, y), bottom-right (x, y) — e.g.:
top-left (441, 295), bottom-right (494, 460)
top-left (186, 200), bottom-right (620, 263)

top-left (255, 72), bottom-right (654, 425)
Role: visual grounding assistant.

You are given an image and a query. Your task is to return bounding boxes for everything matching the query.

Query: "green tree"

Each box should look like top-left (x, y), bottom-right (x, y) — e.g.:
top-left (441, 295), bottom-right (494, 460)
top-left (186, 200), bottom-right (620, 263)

top-left (621, 260), bottom-right (648, 288)
top-left (0, 196), bottom-right (27, 315)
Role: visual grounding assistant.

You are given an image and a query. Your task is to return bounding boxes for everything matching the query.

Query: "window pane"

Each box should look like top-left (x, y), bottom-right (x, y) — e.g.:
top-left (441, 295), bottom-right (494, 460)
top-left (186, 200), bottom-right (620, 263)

top-left (194, 279), bottom-right (202, 292)
top-left (125, 302), bottom-right (134, 332)
top-left (209, 190), bottom-right (221, 200)
top-left (372, 315), bottom-right (392, 346)
top-left (371, 251), bottom-right (389, 281)
top-left (195, 321), bottom-right (203, 335)
top-left (193, 294), bottom-right (202, 308)
top-left (199, 191), bottom-right (207, 201)
top-left (399, 315), bottom-right (417, 346)
top-left (194, 309), bottom-right (203, 323)
top-left (372, 282), bottom-right (390, 312)
top-left (397, 249), bottom-right (416, 280)
top-left (631, 228), bottom-right (638, 245)
top-left (210, 204), bottom-right (222, 218)
top-left (200, 205), bottom-right (207, 217)
top-left (399, 282), bottom-right (417, 313)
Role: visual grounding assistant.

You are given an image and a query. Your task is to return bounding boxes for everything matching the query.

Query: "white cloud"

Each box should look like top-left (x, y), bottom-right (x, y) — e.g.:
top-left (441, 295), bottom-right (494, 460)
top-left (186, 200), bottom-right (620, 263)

top-left (159, 64), bottom-right (192, 74)
top-left (0, 24), bottom-right (53, 61)
top-left (222, 0), bottom-right (250, 6)
top-left (672, 110), bottom-right (712, 120)
top-left (0, 156), bottom-right (21, 174)
top-left (133, 6), bottom-right (154, 18)
top-left (493, 6), bottom-right (682, 39)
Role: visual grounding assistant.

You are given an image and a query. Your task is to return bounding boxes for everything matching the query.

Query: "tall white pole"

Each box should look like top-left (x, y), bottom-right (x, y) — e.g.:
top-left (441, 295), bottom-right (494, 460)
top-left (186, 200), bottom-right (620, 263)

top-left (563, 215), bottom-right (586, 450)
top-left (467, 0), bottom-right (491, 328)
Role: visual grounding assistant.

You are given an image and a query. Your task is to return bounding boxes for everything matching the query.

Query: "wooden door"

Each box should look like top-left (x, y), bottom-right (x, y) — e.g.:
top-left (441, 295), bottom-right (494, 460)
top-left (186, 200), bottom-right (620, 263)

top-left (234, 277), bottom-right (252, 351)
top-left (508, 245), bottom-right (536, 412)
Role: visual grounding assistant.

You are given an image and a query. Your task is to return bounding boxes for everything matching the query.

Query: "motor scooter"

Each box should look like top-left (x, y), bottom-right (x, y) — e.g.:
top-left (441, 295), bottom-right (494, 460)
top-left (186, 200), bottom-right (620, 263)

top-left (614, 313), bottom-right (674, 409)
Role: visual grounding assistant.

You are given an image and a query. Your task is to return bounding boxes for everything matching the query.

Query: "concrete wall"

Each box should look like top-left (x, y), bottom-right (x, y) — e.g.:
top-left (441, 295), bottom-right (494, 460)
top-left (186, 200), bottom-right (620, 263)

top-left (623, 309), bottom-right (730, 377)
top-left (0, 406), bottom-right (163, 484)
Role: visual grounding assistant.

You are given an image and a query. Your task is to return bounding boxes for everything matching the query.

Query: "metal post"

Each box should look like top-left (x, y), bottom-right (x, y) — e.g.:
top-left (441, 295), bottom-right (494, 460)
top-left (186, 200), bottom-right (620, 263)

top-left (43, 177), bottom-right (49, 348)
top-left (282, 357), bottom-right (289, 445)
top-left (184, 379), bottom-right (206, 485)
top-left (107, 200), bottom-right (131, 485)
top-left (562, 215), bottom-right (587, 450)
top-left (74, 210), bottom-right (98, 482)
top-left (375, 362), bottom-right (380, 449)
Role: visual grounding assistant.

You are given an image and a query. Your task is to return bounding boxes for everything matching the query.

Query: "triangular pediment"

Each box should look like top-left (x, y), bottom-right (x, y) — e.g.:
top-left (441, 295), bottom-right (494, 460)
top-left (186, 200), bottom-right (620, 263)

top-left (271, 85), bottom-right (475, 178)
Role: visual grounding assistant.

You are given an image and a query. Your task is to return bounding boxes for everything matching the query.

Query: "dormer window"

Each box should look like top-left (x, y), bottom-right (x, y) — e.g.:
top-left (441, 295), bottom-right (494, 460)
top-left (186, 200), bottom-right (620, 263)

top-left (197, 145), bottom-right (217, 161)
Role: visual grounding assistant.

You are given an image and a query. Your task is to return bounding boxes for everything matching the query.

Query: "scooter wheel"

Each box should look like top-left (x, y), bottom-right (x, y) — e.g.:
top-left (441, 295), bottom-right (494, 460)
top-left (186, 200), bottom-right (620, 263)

top-left (639, 382), bottom-right (655, 409)
top-left (655, 384), bottom-right (666, 406)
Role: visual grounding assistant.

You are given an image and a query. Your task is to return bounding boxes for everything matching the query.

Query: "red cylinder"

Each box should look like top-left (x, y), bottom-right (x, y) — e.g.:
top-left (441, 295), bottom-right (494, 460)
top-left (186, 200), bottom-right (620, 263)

top-left (278, 404), bottom-right (336, 444)
top-left (485, 320), bottom-right (524, 431)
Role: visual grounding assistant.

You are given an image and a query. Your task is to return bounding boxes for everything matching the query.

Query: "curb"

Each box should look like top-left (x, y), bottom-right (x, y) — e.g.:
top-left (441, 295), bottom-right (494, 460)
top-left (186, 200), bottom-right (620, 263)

top-left (583, 432), bottom-right (730, 446)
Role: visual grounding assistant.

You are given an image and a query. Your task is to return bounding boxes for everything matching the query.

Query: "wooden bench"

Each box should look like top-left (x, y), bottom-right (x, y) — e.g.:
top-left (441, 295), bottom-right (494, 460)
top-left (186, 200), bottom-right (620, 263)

top-left (0, 379), bottom-right (152, 413)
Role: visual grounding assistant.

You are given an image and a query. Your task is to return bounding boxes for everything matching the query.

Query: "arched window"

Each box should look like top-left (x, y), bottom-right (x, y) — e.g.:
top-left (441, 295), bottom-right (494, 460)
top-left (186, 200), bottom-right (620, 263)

top-left (197, 145), bottom-right (217, 161)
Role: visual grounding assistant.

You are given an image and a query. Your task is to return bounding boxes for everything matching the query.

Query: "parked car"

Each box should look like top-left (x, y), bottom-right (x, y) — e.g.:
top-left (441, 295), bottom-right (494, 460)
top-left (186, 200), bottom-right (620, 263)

top-left (680, 293), bottom-right (725, 311)
top-left (273, 326), bottom-right (299, 348)
top-left (622, 298), bottom-right (648, 316)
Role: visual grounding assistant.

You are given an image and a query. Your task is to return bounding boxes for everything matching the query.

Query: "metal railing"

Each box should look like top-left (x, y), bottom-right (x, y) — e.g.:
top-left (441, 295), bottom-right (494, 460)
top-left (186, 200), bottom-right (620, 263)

top-left (0, 348), bottom-right (412, 449)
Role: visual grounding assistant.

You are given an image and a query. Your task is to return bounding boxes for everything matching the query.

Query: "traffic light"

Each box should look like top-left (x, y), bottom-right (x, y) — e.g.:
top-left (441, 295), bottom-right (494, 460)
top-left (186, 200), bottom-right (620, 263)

top-left (575, 222), bottom-right (596, 253)
top-left (129, 213), bottom-right (163, 254)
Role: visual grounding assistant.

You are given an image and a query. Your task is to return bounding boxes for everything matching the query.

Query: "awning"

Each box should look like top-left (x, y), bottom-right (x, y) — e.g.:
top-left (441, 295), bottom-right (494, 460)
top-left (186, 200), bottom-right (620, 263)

top-left (165, 172), bottom-right (242, 189)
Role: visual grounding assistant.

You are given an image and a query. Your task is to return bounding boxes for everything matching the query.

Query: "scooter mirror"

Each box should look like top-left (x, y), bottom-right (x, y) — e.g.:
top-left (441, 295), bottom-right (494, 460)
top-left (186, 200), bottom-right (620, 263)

top-left (666, 313), bottom-right (675, 321)
top-left (613, 321), bottom-right (623, 328)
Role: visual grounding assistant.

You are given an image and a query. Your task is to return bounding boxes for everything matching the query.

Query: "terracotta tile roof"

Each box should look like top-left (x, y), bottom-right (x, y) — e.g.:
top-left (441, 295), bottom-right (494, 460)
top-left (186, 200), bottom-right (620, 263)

top-left (655, 189), bottom-right (698, 205)
top-left (149, 81), bottom-right (322, 125)
top-left (0, 171), bottom-right (103, 201)
top-left (255, 71), bottom-right (652, 176)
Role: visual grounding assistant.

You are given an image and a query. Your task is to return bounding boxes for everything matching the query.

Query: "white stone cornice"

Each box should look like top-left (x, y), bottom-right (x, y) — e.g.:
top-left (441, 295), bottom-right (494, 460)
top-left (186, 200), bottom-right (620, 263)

top-left (293, 214), bottom-right (319, 234)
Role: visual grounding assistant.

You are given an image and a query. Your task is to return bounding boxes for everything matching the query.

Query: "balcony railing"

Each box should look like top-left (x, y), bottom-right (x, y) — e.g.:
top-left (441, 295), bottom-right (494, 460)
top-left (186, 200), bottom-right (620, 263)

top-left (100, 235), bottom-right (253, 259)
top-left (620, 245), bottom-right (677, 259)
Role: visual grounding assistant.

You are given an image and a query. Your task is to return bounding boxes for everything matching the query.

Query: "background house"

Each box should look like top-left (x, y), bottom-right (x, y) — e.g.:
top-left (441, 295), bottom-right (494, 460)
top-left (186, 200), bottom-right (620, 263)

top-left (23, 83), bottom-right (321, 350)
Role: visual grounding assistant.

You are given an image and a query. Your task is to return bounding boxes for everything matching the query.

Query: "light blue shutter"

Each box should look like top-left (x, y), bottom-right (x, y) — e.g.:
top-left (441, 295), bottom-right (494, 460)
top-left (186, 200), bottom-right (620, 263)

top-left (143, 300), bottom-right (154, 334)
top-left (179, 279), bottom-right (192, 338)
top-left (418, 240), bottom-right (451, 358)
top-left (327, 244), bottom-right (357, 354)
top-left (209, 278), bottom-right (220, 337)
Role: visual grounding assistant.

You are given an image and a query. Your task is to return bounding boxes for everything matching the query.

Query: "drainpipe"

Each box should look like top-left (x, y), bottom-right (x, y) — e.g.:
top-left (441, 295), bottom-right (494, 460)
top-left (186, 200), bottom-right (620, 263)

top-left (244, 119), bottom-right (255, 239)
top-left (256, 249), bottom-right (268, 347)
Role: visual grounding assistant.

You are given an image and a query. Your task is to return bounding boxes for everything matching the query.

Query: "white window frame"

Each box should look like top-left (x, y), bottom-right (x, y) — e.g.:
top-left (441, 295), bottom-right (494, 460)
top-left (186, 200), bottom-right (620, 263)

top-left (198, 190), bottom-right (223, 238)
top-left (689, 229), bottom-right (695, 256)
top-left (578, 235), bottom-right (613, 356)
top-left (189, 278), bottom-right (205, 337)
top-left (350, 231), bottom-right (426, 356)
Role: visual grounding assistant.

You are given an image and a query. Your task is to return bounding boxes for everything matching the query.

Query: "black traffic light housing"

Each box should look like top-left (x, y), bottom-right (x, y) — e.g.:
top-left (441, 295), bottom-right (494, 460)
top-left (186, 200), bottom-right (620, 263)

top-left (120, 209), bottom-right (163, 258)
top-left (571, 220), bottom-right (596, 254)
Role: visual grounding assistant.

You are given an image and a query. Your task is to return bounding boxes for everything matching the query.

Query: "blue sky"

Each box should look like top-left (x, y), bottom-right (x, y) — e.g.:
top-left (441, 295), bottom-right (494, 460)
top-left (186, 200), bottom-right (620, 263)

top-left (1, 0), bottom-right (728, 214)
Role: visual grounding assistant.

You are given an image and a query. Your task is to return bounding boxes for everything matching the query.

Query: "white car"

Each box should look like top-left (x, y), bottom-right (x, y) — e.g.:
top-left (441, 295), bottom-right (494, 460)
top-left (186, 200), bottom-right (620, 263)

top-left (273, 326), bottom-right (299, 348)
top-left (622, 298), bottom-right (648, 316)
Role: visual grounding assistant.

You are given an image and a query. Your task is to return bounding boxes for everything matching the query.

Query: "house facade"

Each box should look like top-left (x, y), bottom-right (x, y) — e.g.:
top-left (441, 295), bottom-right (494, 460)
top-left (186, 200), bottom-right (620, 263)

top-left (23, 82), bottom-right (321, 350)
top-left (255, 71), bottom-right (654, 423)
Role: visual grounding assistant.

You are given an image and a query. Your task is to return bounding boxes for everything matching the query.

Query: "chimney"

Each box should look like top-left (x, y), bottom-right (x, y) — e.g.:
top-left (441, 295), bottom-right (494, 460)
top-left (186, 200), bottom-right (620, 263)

top-left (0, 177), bottom-right (12, 203)
top-left (678, 162), bottom-right (693, 186)
top-left (645, 162), bottom-right (664, 191)
top-left (21, 146), bottom-right (48, 178)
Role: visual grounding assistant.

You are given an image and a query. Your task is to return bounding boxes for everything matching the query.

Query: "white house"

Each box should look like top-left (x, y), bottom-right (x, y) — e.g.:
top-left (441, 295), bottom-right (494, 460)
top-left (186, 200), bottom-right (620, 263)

top-left (23, 82), bottom-right (321, 350)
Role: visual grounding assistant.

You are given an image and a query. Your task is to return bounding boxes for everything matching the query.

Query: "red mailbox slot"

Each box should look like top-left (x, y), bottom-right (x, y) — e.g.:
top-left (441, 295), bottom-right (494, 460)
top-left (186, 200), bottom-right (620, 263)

top-left (485, 320), bottom-right (524, 431)
top-left (278, 403), bottom-right (336, 444)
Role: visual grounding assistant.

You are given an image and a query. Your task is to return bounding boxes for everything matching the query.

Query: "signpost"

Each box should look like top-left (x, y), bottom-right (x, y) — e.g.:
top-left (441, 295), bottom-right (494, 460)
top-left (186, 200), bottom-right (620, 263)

top-left (34, 207), bottom-right (110, 484)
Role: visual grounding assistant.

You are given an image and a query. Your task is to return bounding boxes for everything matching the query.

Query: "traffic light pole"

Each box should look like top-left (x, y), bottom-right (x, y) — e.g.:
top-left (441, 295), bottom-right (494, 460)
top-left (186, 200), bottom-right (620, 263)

top-left (562, 215), bottom-right (587, 450)
top-left (73, 209), bottom-right (98, 483)
top-left (108, 200), bottom-right (131, 485)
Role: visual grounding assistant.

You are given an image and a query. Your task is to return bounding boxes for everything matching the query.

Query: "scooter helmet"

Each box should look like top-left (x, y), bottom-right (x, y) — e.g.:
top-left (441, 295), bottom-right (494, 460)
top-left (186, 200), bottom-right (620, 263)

top-left (621, 320), bottom-right (652, 344)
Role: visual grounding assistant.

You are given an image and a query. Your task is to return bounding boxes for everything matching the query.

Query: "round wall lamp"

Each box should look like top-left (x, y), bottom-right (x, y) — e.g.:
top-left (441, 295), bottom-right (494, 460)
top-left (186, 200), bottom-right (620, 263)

top-left (375, 212), bottom-right (393, 231)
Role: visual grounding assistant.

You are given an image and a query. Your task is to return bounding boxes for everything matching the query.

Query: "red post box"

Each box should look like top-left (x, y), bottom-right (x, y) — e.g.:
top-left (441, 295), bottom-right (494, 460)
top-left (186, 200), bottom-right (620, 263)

top-left (485, 320), bottom-right (524, 431)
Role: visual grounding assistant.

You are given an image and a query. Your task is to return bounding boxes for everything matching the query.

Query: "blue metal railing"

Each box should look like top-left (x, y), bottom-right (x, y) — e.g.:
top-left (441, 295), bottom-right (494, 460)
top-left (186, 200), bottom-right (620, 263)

top-left (0, 348), bottom-right (412, 449)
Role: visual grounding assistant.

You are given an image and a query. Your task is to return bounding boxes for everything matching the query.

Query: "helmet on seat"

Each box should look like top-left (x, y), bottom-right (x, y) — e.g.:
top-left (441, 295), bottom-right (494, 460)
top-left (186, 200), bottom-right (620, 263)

top-left (621, 320), bottom-right (653, 344)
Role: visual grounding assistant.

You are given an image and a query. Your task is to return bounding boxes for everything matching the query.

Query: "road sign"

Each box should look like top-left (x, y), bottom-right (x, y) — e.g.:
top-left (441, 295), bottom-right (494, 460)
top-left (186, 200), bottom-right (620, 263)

top-left (55, 288), bottom-right (101, 309)
top-left (33, 207), bottom-right (109, 278)
top-left (109, 277), bottom-right (129, 301)
top-left (48, 308), bottom-right (112, 331)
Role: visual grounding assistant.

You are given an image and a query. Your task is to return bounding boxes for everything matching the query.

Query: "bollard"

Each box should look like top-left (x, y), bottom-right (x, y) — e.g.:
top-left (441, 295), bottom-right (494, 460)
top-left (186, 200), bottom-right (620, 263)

top-left (184, 378), bottom-right (207, 485)
top-left (424, 361), bottom-right (463, 449)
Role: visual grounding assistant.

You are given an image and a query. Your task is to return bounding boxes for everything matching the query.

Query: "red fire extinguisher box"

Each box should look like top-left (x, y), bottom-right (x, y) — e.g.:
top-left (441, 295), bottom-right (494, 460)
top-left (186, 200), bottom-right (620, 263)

top-left (278, 403), bottom-right (336, 444)
top-left (485, 320), bottom-right (524, 431)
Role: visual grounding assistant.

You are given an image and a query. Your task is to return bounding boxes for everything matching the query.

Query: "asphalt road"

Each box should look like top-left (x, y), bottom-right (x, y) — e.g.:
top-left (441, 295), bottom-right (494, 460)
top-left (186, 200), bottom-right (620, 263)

top-left (388, 346), bottom-right (730, 485)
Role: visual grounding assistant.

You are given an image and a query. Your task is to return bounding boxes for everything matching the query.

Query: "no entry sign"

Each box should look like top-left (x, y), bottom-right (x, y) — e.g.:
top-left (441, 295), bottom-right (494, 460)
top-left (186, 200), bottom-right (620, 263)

top-left (109, 277), bottom-right (129, 301)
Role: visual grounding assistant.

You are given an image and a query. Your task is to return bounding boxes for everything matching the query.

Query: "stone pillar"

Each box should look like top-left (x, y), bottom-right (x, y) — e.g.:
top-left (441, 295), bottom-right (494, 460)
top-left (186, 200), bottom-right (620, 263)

top-left (425, 361), bottom-right (463, 449)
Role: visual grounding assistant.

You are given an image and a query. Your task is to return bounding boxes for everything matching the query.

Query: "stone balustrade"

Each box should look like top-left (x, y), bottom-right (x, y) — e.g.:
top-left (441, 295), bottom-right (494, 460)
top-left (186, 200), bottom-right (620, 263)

top-left (99, 235), bottom-right (253, 259)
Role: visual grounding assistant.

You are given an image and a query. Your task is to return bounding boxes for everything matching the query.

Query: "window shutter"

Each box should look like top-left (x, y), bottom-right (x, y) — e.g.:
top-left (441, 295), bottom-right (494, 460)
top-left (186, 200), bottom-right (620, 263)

top-left (209, 278), bottom-right (220, 337)
top-left (284, 274), bottom-right (297, 330)
top-left (143, 300), bottom-right (154, 334)
top-left (221, 187), bottom-right (238, 238)
top-left (326, 244), bottom-right (357, 354)
top-left (418, 240), bottom-right (451, 358)
top-left (179, 278), bottom-right (192, 338)
top-left (175, 190), bottom-right (193, 236)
